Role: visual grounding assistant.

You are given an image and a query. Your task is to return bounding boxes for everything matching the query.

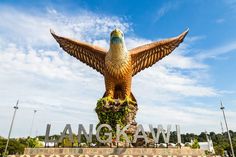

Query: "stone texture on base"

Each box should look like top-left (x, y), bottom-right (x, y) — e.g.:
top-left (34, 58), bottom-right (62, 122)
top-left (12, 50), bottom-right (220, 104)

top-left (8, 155), bottom-right (210, 157)
top-left (17, 147), bottom-right (206, 156)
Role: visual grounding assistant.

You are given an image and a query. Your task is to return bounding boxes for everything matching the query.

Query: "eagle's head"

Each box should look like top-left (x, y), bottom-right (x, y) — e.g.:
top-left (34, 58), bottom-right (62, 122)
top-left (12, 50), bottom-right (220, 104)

top-left (110, 28), bottom-right (125, 46)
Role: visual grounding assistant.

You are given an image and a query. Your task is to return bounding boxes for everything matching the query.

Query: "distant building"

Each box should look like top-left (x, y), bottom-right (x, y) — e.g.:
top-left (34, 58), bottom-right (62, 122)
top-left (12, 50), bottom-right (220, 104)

top-left (199, 139), bottom-right (215, 153)
top-left (191, 132), bottom-right (215, 153)
top-left (39, 141), bottom-right (55, 147)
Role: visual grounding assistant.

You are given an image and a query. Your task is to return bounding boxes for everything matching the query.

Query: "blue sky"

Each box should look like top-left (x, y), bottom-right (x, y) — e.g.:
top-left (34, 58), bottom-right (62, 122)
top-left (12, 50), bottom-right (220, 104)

top-left (0, 0), bottom-right (236, 137)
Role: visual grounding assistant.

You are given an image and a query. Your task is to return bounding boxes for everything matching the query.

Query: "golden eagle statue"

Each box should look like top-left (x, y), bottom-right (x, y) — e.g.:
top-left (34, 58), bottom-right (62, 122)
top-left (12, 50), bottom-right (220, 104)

top-left (51, 28), bottom-right (188, 102)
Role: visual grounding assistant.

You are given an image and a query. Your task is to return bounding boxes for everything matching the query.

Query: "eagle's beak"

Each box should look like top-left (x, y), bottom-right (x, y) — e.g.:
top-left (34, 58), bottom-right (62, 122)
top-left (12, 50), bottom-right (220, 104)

top-left (112, 31), bottom-right (121, 38)
top-left (111, 29), bottom-right (122, 38)
top-left (110, 29), bottom-right (123, 44)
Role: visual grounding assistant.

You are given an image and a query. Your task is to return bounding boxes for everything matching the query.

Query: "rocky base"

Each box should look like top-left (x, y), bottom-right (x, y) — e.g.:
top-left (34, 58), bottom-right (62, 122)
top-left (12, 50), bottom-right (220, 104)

top-left (95, 97), bottom-right (138, 135)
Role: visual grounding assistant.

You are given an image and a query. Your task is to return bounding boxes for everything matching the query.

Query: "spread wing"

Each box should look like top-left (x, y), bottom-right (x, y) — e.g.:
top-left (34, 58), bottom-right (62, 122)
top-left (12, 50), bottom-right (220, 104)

top-left (130, 29), bottom-right (189, 76)
top-left (50, 29), bottom-right (107, 75)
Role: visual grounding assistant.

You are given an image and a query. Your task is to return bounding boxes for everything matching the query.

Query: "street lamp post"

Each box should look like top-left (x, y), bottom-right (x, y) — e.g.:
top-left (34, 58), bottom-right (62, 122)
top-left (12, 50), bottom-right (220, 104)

top-left (220, 121), bottom-right (224, 135)
top-left (29, 110), bottom-right (37, 137)
top-left (205, 130), bottom-right (211, 152)
top-left (220, 101), bottom-right (235, 157)
top-left (4, 100), bottom-right (19, 156)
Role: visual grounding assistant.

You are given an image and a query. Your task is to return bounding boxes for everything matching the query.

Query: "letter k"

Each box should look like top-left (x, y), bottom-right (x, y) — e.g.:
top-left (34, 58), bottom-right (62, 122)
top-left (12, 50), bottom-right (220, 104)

top-left (116, 124), bottom-right (130, 143)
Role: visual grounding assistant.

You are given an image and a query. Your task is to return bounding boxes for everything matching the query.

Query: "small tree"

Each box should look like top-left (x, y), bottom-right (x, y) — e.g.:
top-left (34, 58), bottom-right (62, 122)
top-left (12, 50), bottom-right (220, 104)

top-left (191, 139), bottom-right (200, 149)
top-left (214, 145), bottom-right (224, 156)
top-left (26, 137), bottom-right (43, 148)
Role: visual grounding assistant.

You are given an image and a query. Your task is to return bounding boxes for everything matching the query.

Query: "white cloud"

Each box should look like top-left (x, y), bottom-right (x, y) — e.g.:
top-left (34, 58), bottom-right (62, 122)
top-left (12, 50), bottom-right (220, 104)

top-left (0, 6), bottom-right (129, 47)
top-left (161, 54), bottom-right (207, 69)
top-left (125, 37), bottom-right (152, 50)
top-left (197, 41), bottom-right (236, 60)
top-left (133, 65), bottom-right (218, 100)
top-left (137, 104), bottom-right (236, 133)
top-left (0, 6), bottom-right (225, 137)
top-left (154, 2), bottom-right (178, 22)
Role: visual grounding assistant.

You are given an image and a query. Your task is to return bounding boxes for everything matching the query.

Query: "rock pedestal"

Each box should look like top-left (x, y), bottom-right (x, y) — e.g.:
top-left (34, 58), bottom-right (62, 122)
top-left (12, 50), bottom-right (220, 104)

top-left (95, 98), bottom-right (138, 135)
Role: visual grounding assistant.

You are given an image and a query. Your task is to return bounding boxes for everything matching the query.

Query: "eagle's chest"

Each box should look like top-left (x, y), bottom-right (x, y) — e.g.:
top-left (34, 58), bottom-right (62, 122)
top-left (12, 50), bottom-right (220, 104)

top-left (105, 50), bottom-right (131, 78)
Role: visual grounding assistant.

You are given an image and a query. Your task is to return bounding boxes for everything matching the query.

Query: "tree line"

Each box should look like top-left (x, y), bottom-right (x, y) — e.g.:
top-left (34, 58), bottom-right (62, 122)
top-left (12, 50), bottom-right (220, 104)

top-left (0, 130), bottom-right (235, 156)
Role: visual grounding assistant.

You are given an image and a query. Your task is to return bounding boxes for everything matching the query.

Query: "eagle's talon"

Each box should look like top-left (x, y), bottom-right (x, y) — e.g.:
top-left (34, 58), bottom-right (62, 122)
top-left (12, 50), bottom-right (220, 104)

top-left (101, 96), bottom-right (115, 105)
top-left (120, 96), bottom-right (136, 105)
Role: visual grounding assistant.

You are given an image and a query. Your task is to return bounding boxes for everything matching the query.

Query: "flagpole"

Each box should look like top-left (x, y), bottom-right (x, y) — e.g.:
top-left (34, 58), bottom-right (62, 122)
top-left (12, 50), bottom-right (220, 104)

top-left (4, 100), bottom-right (19, 156)
top-left (29, 110), bottom-right (37, 137)
top-left (220, 101), bottom-right (235, 157)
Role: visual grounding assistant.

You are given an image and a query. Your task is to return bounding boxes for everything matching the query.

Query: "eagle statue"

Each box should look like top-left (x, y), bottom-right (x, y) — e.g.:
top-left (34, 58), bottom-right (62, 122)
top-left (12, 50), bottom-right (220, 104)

top-left (51, 28), bottom-right (188, 102)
